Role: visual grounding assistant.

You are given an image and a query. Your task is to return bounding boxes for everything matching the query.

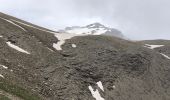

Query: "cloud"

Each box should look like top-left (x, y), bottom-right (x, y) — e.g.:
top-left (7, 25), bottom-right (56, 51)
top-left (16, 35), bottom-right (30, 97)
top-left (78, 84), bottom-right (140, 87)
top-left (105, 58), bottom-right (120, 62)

top-left (0, 0), bottom-right (170, 40)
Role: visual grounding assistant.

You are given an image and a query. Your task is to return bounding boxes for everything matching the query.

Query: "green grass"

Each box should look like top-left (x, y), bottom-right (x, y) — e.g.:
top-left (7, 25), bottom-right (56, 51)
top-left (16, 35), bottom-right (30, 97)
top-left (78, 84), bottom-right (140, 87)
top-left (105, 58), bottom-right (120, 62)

top-left (0, 78), bottom-right (41, 100)
top-left (0, 94), bottom-right (10, 100)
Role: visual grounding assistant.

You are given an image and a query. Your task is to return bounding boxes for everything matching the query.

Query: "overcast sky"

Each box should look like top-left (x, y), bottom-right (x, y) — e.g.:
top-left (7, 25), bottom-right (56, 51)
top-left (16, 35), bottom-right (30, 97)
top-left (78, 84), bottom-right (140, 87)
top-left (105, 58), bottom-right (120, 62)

top-left (0, 0), bottom-right (170, 40)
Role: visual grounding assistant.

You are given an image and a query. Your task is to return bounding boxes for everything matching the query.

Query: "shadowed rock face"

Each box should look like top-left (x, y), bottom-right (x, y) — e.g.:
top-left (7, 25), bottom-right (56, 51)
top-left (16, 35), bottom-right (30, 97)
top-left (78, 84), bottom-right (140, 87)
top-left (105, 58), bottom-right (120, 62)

top-left (0, 12), bottom-right (170, 100)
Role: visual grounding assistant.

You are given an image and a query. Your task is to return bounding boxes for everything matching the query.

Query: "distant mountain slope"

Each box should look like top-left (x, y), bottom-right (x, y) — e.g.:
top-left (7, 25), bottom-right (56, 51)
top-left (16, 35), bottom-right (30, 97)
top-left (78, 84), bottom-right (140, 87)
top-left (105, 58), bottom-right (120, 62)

top-left (138, 39), bottom-right (170, 58)
top-left (59, 22), bottom-right (125, 38)
top-left (0, 12), bottom-right (170, 100)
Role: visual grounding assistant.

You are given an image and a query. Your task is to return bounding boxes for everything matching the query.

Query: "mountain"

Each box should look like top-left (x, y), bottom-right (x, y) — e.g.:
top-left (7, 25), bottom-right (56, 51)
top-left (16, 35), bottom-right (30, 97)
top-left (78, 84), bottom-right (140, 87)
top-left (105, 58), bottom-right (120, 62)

top-left (0, 12), bottom-right (170, 100)
top-left (138, 39), bottom-right (170, 58)
top-left (59, 22), bottom-right (125, 38)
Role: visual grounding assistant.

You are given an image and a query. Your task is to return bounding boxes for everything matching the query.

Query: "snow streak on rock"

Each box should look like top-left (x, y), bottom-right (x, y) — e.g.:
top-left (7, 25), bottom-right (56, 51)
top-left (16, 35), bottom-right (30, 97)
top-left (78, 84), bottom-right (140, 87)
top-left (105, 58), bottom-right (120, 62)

top-left (96, 81), bottom-right (104, 91)
top-left (0, 65), bottom-right (8, 69)
top-left (11, 19), bottom-right (57, 34)
top-left (144, 44), bottom-right (164, 49)
top-left (53, 33), bottom-right (75, 50)
top-left (53, 33), bottom-right (84, 50)
top-left (160, 53), bottom-right (170, 60)
top-left (0, 17), bottom-right (26, 31)
top-left (6, 41), bottom-right (30, 54)
top-left (88, 85), bottom-right (105, 100)
top-left (0, 74), bottom-right (4, 78)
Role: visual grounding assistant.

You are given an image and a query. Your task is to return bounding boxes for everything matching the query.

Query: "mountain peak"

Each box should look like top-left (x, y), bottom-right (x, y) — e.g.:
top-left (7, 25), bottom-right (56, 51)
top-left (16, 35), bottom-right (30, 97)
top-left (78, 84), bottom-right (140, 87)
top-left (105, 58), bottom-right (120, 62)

top-left (86, 22), bottom-right (105, 28)
top-left (59, 22), bottom-right (125, 38)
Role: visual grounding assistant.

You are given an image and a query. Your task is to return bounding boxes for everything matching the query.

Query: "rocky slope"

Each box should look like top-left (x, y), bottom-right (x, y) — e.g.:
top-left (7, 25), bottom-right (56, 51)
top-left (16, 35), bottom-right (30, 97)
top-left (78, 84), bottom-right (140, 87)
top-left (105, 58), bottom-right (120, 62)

top-left (0, 12), bottom-right (170, 100)
top-left (138, 39), bottom-right (170, 57)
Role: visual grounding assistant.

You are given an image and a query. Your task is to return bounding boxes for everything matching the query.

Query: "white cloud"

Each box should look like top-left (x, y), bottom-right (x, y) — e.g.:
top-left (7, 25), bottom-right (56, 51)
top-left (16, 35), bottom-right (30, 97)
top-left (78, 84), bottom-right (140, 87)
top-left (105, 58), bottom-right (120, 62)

top-left (0, 0), bottom-right (170, 40)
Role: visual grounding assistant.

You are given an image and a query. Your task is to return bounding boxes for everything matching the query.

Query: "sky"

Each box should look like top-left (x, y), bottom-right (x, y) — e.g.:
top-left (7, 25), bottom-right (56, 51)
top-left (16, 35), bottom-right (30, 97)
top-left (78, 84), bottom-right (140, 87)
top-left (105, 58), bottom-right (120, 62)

top-left (0, 0), bottom-right (170, 40)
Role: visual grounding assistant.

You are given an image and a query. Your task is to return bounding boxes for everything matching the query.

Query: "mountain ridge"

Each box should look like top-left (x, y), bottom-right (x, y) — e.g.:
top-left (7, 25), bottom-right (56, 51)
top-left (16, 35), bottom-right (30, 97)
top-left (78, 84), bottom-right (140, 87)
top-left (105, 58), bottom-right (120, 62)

top-left (59, 22), bottom-right (125, 38)
top-left (0, 12), bottom-right (170, 100)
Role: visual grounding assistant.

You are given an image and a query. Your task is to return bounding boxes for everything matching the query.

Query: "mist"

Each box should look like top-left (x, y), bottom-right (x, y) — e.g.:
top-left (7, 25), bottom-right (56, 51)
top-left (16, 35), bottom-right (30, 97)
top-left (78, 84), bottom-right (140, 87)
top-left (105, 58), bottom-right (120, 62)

top-left (0, 0), bottom-right (170, 40)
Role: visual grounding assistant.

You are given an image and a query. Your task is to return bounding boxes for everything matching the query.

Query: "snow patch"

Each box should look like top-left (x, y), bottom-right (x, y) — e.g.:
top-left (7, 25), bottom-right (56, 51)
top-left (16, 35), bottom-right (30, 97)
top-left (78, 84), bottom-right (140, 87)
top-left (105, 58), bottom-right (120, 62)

top-left (53, 41), bottom-right (65, 51)
top-left (88, 86), bottom-right (105, 100)
top-left (113, 85), bottom-right (116, 89)
top-left (53, 33), bottom-right (84, 50)
top-left (66, 27), bottom-right (107, 35)
top-left (0, 17), bottom-right (26, 31)
top-left (160, 53), bottom-right (170, 59)
top-left (71, 44), bottom-right (77, 48)
top-left (0, 65), bottom-right (8, 69)
top-left (6, 41), bottom-right (30, 54)
top-left (144, 44), bottom-right (164, 49)
top-left (0, 36), bottom-right (3, 38)
top-left (96, 81), bottom-right (104, 91)
top-left (0, 74), bottom-right (4, 78)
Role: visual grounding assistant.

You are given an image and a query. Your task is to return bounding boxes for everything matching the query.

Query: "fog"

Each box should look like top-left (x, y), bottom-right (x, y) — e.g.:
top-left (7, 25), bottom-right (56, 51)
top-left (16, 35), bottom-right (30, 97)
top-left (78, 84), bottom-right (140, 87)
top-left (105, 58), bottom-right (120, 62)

top-left (1, 0), bottom-right (170, 40)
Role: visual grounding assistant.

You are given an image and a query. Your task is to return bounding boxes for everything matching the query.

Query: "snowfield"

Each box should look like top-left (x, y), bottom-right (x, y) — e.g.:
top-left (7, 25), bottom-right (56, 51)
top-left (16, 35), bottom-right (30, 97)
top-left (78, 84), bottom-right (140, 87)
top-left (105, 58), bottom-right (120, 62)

top-left (53, 27), bottom-right (110, 50)
top-left (53, 33), bottom-right (85, 50)
top-left (66, 27), bottom-right (108, 35)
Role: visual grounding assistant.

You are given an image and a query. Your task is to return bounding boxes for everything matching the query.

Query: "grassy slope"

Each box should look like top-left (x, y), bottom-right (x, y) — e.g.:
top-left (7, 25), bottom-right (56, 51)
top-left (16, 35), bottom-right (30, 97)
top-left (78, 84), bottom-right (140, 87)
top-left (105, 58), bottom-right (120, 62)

top-left (0, 78), bottom-right (41, 100)
top-left (0, 94), bottom-right (11, 100)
